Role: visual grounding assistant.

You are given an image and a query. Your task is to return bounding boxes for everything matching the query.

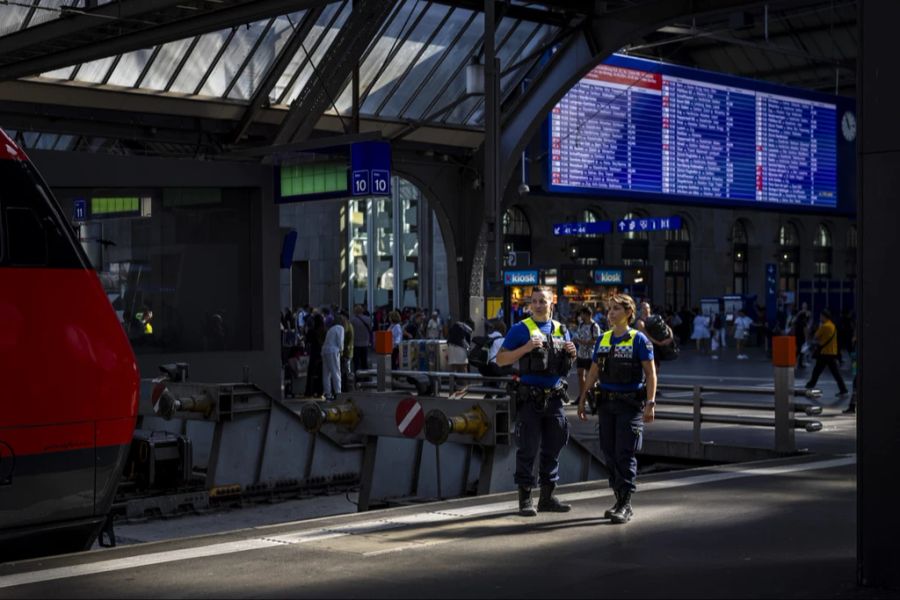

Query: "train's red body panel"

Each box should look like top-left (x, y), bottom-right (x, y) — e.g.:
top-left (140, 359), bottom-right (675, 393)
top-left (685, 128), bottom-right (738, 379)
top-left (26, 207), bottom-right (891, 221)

top-left (0, 128), bottom-right (139, 559)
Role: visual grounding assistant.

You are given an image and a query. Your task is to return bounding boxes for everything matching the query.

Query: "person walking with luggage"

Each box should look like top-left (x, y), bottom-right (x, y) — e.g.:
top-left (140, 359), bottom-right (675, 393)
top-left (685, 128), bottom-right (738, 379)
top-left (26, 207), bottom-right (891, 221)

top-left (496, 286), bottom-right (577, 517)
top-left (804, 308), bottom-right (849, 399)
top-left (577, 293), bottom-right (656, 524)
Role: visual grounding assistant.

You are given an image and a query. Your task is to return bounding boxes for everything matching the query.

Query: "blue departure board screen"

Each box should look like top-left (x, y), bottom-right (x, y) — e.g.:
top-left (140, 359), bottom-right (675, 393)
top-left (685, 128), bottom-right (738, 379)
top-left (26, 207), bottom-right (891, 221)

top-left (546, 54), bottom-right (854, 212)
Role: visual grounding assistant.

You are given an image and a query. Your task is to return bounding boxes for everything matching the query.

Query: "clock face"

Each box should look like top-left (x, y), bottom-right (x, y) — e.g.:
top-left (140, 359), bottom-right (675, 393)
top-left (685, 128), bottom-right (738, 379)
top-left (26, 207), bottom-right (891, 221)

top-left (841, 111), bottom-right (857, 142)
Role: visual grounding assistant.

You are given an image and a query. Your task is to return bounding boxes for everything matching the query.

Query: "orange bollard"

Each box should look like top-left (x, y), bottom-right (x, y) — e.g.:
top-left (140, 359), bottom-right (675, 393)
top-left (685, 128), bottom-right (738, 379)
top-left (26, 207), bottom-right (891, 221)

top-left (772, 335), bottom-right (797, 367)
top-left (374, 330), bottom-right (393, 355)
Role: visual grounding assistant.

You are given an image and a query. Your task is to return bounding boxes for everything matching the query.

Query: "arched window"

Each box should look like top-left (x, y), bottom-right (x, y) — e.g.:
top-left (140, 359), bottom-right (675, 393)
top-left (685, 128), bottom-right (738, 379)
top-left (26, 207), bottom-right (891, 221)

top-left (571, 208), bottom-right (604, 266)
top-left (846, 225), bottom-right (857, 278)
top-left (502, 205), bottom-right (532, 262)
top-left (621, 211), bottom-right (648, 267)
top-left (777, 222), bottom-right (800, 292)
top-left (664, 219), bottom-right (690, 310)
top-left (813, 224), bottom-right (832, 278)
top-left (732, 220), bottom-right (749, 295)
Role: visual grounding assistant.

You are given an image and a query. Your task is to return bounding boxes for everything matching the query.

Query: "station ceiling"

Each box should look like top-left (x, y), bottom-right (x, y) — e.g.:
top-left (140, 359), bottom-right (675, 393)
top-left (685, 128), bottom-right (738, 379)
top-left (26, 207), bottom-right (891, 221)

top-left (0, 0), bottom-right (856, 160)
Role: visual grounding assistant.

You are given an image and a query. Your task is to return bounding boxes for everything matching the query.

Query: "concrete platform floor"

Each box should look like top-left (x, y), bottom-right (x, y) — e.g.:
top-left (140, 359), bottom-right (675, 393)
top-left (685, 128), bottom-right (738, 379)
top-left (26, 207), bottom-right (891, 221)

top-left (0, 453), bottom-right (880, 599)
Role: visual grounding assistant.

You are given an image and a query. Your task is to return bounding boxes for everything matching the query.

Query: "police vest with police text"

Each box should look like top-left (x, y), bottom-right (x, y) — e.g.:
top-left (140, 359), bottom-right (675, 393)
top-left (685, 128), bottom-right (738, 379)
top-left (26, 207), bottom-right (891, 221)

top-left (519, 317), bottom-right (571, 377)
top-left (596, 328), bottom-right (645, 385)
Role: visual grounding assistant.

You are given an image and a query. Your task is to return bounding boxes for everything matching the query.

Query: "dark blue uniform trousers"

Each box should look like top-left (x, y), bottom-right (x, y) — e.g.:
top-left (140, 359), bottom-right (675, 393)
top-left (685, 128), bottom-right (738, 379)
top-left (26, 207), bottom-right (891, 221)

top-left (597, 399), bottom-right (644, 494)
top-left (514, 396), bottom-right (569, 488)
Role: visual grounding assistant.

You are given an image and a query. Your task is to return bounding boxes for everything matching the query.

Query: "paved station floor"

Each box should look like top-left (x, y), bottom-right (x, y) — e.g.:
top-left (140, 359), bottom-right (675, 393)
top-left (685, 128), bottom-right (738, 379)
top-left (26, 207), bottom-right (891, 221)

top-left (0, 453), bottom-right (870, 599)
top-left (1, 345), bottom-right (875, 598)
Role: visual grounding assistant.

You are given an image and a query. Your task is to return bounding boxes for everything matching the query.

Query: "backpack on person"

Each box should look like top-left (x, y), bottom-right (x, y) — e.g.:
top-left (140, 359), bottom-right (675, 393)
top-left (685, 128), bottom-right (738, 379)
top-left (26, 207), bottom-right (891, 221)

top-left (645, 314), bottom-right (679, 361)
top-left (467, 335), bottom-right (492, 370)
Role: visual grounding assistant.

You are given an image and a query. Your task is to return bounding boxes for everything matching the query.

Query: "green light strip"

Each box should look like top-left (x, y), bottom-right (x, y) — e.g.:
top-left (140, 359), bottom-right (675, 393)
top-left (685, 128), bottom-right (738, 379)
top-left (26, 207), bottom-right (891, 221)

top-left (92, 196), bottom-right (140, 214)
top-left (281, 163), bottom-right (348, 197)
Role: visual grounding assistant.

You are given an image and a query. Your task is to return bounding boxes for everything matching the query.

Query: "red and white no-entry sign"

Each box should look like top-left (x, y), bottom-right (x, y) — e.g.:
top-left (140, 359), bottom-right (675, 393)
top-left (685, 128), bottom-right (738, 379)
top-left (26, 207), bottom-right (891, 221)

top-left (395, 397), bottom-right (424, 438)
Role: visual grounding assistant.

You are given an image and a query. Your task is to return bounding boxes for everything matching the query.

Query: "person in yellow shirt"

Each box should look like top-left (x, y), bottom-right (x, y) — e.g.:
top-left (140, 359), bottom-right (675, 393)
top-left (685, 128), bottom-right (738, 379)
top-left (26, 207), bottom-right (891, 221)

top-left (804, 309), bottom-right (849, 397)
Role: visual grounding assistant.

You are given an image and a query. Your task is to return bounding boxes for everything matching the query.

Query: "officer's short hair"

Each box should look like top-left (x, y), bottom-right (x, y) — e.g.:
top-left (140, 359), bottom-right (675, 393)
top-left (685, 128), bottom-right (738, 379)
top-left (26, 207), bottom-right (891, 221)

top-left (531, 285), bottom-right (554, 298)
top-left (608, 294), bottom-right (637, 325)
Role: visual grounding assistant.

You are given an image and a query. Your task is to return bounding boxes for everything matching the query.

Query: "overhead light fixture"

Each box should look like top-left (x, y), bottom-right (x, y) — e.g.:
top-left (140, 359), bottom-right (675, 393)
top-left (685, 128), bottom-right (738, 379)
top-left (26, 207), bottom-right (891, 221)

top-left (466, 56), bottom-right (484, 95)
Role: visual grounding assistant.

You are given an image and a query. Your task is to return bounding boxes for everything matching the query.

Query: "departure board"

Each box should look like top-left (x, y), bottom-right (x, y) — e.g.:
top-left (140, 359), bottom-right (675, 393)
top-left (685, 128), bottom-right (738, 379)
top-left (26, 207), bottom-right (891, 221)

top-left (547, 55), bottom-right (851, 211)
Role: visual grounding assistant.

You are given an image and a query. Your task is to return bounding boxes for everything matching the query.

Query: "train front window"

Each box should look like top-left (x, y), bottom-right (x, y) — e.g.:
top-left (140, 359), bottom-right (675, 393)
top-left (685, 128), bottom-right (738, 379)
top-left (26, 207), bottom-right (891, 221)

top-left (0, 160), bottom-right (83, 269)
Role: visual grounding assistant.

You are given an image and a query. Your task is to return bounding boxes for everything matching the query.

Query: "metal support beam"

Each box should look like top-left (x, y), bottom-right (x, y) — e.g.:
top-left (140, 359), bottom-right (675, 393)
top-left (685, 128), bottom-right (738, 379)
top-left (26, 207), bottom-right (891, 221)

top-left (272, 0), bottom-right (396, 146)
top-left (231, 6), bottom-right (324, 144)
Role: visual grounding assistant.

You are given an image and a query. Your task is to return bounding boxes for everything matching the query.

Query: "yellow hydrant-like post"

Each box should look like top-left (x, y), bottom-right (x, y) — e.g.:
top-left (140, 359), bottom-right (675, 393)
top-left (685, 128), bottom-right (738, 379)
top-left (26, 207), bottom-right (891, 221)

top-left (300, 399), bottom-right (361, 432)
top-left (425, 405), bottom-right (490, 445)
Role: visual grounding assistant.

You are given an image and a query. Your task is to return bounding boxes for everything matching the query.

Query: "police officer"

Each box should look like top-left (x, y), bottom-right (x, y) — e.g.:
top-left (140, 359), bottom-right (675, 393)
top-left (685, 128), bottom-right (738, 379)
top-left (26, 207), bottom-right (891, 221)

top-left (577, 293), bottom-right (656, 524)
top-left (496, 286), bottom-right (577, 517)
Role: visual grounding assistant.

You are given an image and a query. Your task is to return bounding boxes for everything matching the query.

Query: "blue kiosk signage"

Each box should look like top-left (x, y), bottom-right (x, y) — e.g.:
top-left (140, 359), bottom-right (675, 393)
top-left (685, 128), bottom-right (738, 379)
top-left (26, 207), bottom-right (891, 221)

top-left (594, 269), bottom-right (624, 284)
top-left (503, 270), bottom-right (539, 286)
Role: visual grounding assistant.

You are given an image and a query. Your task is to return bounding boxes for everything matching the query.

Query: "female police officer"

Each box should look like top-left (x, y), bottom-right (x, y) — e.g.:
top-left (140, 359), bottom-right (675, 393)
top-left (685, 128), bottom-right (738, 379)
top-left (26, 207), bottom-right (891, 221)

top-left (496, 286), bottom-right (577, 516)
top-left (576, 293), bottom-right (656, 524)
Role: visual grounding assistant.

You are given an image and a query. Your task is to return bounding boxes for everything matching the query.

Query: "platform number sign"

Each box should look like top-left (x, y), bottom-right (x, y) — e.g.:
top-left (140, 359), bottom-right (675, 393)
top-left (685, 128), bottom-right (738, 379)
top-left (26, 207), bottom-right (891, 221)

top-left (352, 170), bottom-right (370, 195)
top-left (73, 198), bottom-right (87, 222)
top-left (351, 141), bottom-right (391, 197)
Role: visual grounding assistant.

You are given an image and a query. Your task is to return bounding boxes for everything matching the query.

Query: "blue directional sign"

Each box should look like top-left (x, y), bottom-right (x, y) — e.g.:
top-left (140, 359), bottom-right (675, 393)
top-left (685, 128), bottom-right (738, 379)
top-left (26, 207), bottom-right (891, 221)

top-left (351, 141), bottom-right (391, 196)
top-left (553, 221), bottom-right (613, 236)
top-left (73, 198), bottom-right (87, 222)
top-left (594, 269), bottom-right (623, 284)
top-left (615, 216), bottom-right (682, 233)
top-left (503, 270), bottom-right (539, 286)
top-left (766, 263), bottom-right (778, 326)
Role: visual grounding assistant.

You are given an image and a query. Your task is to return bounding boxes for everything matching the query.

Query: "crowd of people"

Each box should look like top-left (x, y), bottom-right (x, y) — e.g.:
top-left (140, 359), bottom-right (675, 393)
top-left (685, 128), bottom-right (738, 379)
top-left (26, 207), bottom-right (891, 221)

top-left (280, 304), bottom-right (450, 400)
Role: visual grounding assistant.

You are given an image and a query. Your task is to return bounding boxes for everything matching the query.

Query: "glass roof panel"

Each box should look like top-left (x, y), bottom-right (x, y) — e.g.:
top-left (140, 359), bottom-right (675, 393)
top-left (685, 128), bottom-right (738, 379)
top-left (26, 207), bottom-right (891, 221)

top-left (271, 3), bottom-right (345, 105)
top-left (379, 7), bottom-right (470, 119)
top-left (140, 38), bottom-right (193, 90)
top-left (72, 55), bottom-right (116, 84)
top-left (107, 48), bottom-right (155, 88)
top-left (282, 1), bottom-right (352, 106)
top-left (363, 3), bottom-right (451, 116)
top-left (466, 21), bottom-right (548, 125)
top-left (201, 19), bottom-right (268, 97)
top-left (35, 133), bottom-right (59, 150)
top-left (54, 134), bottom-right (76, 151)
top-left (0, 4), bottom-right (30, 37)
top-left (335, 0), bottom-right (428, 115)
top-left (28, 0), bottom-right (70, 29)
top-left (398, 8), bottom-right (481, 121)
top-left (170, 30), bottom-right (229, 94)
top-left (229, 12), bottom-right (304, 101)
top-left (41, 65), bottom-right (76, 80)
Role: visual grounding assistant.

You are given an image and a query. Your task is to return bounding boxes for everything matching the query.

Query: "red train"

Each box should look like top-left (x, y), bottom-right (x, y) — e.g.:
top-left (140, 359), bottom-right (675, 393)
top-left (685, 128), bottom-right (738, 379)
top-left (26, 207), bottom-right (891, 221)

top-left (0, 128), bottom-right (139, 560)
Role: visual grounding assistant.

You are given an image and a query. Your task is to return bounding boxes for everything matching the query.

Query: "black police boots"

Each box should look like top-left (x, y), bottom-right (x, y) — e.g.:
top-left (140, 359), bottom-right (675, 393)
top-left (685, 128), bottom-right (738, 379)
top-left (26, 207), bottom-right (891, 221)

top-left (537, 484), bottom-right (572, 512)
top-left (610, 491), bottom-right (633, 524)
top-left (518, 486), bottom-right (537, 517)
top-left (604, 489), bottom-right (621, 519)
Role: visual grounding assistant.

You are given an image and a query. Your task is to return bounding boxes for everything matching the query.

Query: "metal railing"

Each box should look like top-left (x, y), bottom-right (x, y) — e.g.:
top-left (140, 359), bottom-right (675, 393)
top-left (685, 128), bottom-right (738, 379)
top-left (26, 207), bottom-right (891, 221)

top-left (354, 362), bottom-right (824, 455)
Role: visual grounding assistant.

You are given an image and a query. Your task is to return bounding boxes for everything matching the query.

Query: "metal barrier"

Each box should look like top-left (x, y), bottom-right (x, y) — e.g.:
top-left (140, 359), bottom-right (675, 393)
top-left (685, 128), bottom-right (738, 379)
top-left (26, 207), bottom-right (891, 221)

top-left (654, 382), bottom-right (823, 457)
top-left (356, 361), bottom-right (824, 456)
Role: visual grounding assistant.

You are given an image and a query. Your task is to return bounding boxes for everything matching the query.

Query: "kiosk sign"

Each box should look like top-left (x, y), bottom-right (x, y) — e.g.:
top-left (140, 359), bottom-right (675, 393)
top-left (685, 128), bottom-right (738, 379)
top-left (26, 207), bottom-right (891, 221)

top-left (503, 270), bottom-right (539, 286)
top-left (594, 269), bottom-right (623, 284)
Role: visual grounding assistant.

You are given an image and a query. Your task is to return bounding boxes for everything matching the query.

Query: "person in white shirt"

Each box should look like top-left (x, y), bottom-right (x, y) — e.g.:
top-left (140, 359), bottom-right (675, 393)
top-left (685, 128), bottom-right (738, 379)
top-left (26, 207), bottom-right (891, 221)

top-left (322, 320), bottom-right (345, 400)
top-left (733, 309), bottom-right (753, 360)
top-left (425, 310), bottom-right (442, 339)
